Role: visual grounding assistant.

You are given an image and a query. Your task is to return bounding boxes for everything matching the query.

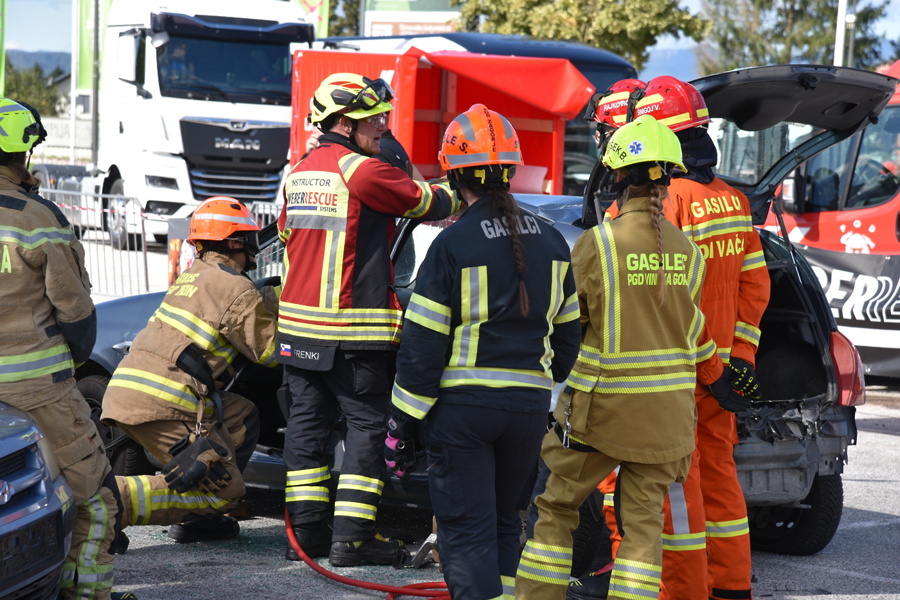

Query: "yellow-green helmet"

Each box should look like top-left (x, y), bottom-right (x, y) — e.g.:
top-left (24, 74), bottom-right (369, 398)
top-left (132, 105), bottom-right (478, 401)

top-left (309, 73), bottom-right (393, 125)
top-left (602, 114), bottom-right (686, 177)
top-left (0, 98), bottom-right (41, 153)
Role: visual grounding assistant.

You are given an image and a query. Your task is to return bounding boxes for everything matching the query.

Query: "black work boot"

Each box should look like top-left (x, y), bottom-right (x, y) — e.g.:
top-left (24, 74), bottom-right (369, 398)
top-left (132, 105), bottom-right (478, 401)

top-left (167, 514), bottom-right (240, 543)
top-left (110, 530), bottom-right (130, 555)
top-left (285, 520), bottom-right (333, 561)
top-left (111, 592), bottom-right (138, 600)
top-left (328, 535), bottom-right (405, 567)
top-left (566, 570), bottom-right (612, 600)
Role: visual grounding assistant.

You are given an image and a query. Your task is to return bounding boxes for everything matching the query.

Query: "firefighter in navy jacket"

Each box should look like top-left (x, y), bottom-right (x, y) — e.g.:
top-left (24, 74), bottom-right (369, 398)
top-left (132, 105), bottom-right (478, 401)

top-left (386, 104), bottom-right (581, 600)
top-left (277, 73), bottom-right (460, 566)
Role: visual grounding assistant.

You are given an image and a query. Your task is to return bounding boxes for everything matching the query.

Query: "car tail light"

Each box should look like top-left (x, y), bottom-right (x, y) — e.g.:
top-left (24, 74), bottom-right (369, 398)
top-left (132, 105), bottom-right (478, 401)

top-left (830, 330), bottom-right (866, 406)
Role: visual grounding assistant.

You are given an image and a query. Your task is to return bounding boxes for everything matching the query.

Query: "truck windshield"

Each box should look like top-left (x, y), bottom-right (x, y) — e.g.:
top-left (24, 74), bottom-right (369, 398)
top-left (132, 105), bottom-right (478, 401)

top-left (157, 37), bottom-right (292, 105)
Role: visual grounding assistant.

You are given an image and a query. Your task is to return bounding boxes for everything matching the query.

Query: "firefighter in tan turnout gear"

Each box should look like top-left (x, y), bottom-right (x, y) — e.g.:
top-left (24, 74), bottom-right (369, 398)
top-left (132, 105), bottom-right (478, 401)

top-left (516, 115), bottom-right (739, 600)
top-left (0, 98), bottom-right (124, 599)
top-left (102, 197), bottom-right (279, 543)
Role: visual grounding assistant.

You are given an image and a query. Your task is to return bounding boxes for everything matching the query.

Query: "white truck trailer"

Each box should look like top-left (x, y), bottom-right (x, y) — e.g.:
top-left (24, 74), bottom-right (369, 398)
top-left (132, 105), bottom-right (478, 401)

top-left (37, 0), bottom-right (314, 249)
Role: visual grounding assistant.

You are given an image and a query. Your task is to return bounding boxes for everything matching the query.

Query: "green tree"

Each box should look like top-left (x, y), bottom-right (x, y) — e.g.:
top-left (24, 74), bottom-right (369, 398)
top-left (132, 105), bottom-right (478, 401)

top-left (4, 63), bottom-right (61, 117)
top-left (329, 0), bottom-right (360, 37)
top-left (450, 0), bottom-right (710, 71)
top-left (697, 0), bottom-right (893, 74)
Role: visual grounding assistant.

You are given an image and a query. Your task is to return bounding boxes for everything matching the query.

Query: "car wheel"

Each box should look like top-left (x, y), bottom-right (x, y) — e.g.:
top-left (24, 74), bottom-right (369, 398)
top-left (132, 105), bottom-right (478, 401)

top-left (571, 490), bottom-right (612, 577)
top-left (108, 180), bottom-right (143, 251)
top-left (749, 473), bottom-right (843, 555)
top-left (77, 374), bottom-right (154, 476)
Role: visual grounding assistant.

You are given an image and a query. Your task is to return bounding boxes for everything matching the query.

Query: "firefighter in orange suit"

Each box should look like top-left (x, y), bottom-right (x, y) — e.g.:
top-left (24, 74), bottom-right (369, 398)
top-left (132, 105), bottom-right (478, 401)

top-left (517, 114), bottom-right (739, 600)
top-left (0, 98), bottom-right (124, 599)
top-left (102, 197), bottom-right (279, 543)
top-left (575, 77), bottom-right (771, 600)
top-left (277, 73), bottom-right (460, 566)
top-left (385, 104), bottom-right (581, 600)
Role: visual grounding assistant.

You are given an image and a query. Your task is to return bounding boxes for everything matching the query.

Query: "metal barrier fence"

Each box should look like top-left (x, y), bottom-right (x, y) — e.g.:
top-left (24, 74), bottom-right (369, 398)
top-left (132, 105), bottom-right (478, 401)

top-left (45, 187), bottom-right (285, 301)
top-left (46, 188), bottom-right (156, 300)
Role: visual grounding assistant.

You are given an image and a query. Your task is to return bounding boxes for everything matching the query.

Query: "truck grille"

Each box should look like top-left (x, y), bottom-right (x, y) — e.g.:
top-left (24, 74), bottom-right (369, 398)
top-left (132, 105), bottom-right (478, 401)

top-left (188, 167), bottom-right (282, 205)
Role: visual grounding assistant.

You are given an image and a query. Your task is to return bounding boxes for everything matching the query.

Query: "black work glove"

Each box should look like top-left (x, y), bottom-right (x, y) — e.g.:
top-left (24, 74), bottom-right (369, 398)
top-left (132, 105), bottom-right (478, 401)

top-left (708, 369), bottom-right (751, 414)
top-left (728, 358), bottom-right (761, 400)
top-left (384, 409), bottom-right (420, 479)
top-left (163, 435), bottom-right (232, 494)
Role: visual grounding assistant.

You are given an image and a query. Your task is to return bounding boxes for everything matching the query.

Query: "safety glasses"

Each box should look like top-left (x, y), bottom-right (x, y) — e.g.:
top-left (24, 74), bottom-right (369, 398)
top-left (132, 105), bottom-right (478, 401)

top-left (365, 113), bottom-right (389, 127)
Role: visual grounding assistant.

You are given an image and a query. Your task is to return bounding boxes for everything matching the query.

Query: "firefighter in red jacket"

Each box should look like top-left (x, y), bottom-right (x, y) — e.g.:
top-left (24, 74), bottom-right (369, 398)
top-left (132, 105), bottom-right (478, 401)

top-left (573, 77), bottom-right (770, 600)
top-left (277, 72), bottom-right (460, 566)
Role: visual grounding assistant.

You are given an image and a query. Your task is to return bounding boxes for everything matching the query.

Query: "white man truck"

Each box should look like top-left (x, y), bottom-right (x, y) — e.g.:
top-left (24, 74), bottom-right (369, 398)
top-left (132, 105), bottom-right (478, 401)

top-left (35, 0), bottom-right (314, 249)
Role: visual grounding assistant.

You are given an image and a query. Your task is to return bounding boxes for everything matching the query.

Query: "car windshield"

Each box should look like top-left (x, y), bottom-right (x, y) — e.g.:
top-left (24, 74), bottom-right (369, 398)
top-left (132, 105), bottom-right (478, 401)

top-left (157, 37), bottom-right (292, 105)
top-left (710, 117), bottom-right (822, 187)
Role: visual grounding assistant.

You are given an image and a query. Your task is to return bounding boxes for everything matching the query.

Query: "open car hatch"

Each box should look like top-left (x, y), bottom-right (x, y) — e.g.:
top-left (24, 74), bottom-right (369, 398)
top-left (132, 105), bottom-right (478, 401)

top-left (690, 64), bottom-right (898, 224)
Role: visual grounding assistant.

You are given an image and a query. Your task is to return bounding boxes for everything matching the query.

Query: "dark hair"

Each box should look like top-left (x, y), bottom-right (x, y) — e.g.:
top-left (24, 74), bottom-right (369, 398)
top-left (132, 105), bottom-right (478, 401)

top-left (0, 150), bottom-right (30, 180)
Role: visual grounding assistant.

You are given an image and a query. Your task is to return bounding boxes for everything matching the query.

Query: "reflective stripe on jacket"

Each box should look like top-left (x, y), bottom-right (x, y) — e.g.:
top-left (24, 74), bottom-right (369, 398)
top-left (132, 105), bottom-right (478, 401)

top-left (564, 196), bottom-right (722, 463)
top-left (276, 133), bottom-right (460, 351)
top-left (0, 167), bottom-right (93, 406)
top-left (102, 253), bottom-right (278, 425)
top-left (392, 199), bottom-right (582, 417)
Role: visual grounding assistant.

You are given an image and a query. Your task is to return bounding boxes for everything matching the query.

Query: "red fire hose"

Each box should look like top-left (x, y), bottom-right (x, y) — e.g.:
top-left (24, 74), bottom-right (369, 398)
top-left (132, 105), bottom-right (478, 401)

top-left (284, 507), bottom-right (451, 600)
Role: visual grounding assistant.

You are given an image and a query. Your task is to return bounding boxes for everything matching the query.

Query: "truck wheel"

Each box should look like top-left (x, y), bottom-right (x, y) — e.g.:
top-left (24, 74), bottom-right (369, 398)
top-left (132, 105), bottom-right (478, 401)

top-left (77, 374), bottom-right (154, 476)
top-left (749, 473), bottom-right (843, 555)
top-left (108, 179), bottom-right (143, 251)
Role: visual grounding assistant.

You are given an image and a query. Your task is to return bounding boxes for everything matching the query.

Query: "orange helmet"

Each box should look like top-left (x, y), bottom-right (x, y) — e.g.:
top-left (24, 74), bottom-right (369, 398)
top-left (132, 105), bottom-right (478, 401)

top-left (633, 76), bottom-right (709, 132)
top-left (187, 196), bottom-right (260, 245)
top-left (585, 79), bottom-right (646, 128)
top-left (438, 104), bottom-right (523, 172)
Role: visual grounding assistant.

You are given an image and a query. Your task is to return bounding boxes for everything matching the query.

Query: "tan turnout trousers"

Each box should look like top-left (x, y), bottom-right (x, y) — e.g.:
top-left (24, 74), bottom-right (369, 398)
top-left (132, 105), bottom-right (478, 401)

top-left (516, 431), bottom-right (690, 600)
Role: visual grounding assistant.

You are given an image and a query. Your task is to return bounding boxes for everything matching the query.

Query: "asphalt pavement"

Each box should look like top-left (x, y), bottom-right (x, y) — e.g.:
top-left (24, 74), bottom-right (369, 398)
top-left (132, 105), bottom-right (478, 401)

top-left (108, 394), bottom-right (900, 600)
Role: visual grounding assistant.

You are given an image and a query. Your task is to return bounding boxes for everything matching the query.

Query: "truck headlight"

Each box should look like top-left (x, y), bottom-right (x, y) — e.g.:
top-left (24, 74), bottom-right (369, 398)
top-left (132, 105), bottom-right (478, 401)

top-left (145, 175), bottom-right (179, 190)
top-left (37, 435), bottom-right (62, 480)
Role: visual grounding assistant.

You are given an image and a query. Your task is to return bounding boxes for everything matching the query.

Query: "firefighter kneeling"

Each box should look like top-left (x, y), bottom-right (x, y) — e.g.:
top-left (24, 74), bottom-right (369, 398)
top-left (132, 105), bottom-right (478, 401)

top-left (102, 197), bottom-right (280, 542)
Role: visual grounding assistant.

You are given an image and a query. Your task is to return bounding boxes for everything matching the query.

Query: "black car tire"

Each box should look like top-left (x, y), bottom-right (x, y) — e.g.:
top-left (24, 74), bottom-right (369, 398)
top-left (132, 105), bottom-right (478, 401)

top-left (749, 473), bottom-right (843, 556)
top-left (77, 374), bottom-right (154, 476)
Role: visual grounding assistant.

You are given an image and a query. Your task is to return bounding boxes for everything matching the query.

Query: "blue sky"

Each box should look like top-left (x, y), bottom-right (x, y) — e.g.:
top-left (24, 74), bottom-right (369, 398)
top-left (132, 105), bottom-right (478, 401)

top-left (6, 0), bottom-right (899, 79)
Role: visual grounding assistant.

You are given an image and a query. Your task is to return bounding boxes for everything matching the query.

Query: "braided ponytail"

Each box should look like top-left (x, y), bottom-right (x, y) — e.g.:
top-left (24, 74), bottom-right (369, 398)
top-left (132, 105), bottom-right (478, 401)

top-left (648, 183), bottom-right (669, 306)
top-left (469, 181), bottom-right (530, 316)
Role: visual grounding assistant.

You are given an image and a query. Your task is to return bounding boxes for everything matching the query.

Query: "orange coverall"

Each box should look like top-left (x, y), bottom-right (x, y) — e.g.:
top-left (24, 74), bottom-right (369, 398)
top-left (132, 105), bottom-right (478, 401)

top-left (602, 176), bottom-right (771, 600)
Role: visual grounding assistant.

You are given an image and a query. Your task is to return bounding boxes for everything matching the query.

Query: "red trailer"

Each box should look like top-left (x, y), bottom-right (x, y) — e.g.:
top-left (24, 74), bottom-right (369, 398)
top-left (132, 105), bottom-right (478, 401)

top-left (290, 47), bottom-right (595, 194)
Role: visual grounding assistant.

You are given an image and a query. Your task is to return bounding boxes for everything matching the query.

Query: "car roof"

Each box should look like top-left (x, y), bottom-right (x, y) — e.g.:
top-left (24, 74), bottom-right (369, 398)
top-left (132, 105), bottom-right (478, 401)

top-left (691, 64), bottom-right (897, 133)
